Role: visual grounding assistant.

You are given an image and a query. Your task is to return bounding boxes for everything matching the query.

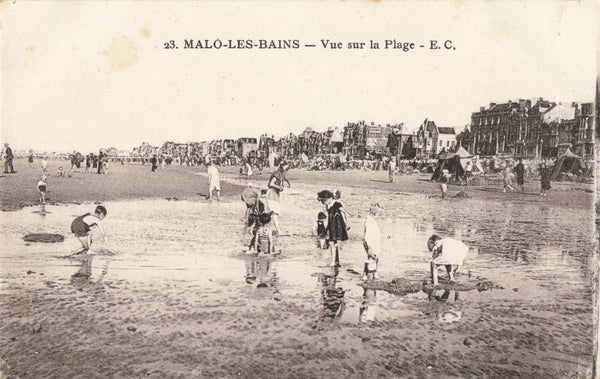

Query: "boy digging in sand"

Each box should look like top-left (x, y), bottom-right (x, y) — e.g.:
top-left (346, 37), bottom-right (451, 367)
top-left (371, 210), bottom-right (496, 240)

top-left (70, 205), bottom-right (108, 255)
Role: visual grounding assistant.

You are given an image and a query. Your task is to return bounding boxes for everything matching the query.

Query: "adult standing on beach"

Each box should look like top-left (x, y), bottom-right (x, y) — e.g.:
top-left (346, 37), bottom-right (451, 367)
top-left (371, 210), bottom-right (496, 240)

top-left (388, 157), bottom-right (396, 183)
top-left (150, 154), bottom-right (158, 172)
top-left (3, 143), bottom-right (15, 174)
top-left (97, 149), bottom-right (104, 174)
top-left (266, 161), bottom-right (290, 235)
top-left (318, 190), bottom-right (348, 267)
top-left (207, 161), bottom-right (221, 200)
top-left (539, 163), bottom-right (551, 196)
top-left (514, 159), bottom-right (525, 192)
top-left (502, 163), bottom-right (514, 192)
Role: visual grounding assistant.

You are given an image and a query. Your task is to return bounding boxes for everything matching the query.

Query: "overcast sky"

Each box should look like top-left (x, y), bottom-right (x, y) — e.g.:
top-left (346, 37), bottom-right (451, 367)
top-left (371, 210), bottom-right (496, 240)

top-left (1, 1), bottom-right (597, 152)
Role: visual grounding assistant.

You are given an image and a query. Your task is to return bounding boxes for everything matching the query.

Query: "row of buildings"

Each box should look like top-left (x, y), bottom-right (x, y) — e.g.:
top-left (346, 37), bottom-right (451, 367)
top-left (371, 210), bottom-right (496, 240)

top-left (458, 98), bottom-right (594, 158)
top-left (129, 97), bottom-right (594, 163)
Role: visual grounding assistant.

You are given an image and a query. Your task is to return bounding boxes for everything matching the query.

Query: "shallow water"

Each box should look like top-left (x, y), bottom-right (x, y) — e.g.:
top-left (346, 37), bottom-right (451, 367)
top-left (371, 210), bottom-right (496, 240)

top-left (0, 178), bottom-right (594, 377)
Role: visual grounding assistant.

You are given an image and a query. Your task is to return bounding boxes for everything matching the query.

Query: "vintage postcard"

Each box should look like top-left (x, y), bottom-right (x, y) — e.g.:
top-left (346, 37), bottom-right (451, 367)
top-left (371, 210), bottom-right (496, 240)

top-left (1, 1), bottom-right (598, 378)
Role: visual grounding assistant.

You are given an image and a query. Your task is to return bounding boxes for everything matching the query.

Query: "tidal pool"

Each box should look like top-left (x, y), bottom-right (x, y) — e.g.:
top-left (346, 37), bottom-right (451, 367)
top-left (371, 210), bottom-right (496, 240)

top-left (0, 179), bottom-right (594, 378)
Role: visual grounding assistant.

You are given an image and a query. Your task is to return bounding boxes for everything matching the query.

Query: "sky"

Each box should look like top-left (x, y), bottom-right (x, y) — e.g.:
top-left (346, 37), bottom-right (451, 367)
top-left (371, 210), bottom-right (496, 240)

top-left (1, 1), bottom-right (597, 153)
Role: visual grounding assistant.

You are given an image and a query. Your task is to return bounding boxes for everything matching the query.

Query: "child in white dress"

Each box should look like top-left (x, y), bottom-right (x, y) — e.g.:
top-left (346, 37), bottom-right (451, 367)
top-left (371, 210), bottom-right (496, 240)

top-left (428, 234), bottom-right (468, 285)
top-left (362, 203), bottom-right (383, 281)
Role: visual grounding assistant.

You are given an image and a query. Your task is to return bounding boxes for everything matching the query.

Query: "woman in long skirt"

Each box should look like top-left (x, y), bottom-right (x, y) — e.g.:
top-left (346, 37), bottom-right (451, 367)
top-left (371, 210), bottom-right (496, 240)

top-left (539, 164), bottom-right (551, 196)
top-left (318, 190), bottom-right (348, 267)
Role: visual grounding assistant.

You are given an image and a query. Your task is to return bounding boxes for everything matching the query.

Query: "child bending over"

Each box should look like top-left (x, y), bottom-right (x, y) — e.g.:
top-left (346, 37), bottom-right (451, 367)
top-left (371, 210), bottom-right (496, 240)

top-left (70, 205), bottom-right (108, 255)
top-left (428, 234), bottom-right (468, 285)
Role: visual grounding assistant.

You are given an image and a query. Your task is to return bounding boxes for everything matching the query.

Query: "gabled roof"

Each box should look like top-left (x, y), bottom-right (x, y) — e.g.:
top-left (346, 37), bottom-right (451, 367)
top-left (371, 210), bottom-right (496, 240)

top-left (437, 127), bottom-right (455, 134)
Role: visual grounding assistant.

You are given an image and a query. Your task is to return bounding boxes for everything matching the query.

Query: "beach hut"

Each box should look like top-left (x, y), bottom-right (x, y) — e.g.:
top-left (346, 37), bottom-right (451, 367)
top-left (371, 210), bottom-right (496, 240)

top-left (431, 147), bottom-right (476, 181)
top-left (551, 148), bottom-right (583, 181)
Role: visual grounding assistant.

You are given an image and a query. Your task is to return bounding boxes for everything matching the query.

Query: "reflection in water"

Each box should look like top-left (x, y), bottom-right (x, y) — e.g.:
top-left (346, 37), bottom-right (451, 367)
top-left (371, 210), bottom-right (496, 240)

top-left (424, 288), bottom-right (462, 323)
top-left (243, 254), bottom-right (282, 301)
top-left (70, 254), bottom-right (111, 290)
top-left (32, 203), bottom-right (50, 216)
top-left (319, 267), bottom-right (345, 320)
top-left (359, 287), bottom-right (377, 323)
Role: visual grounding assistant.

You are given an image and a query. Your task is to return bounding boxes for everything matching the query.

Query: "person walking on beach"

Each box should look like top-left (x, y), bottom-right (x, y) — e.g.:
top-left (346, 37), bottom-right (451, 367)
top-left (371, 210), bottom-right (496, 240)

top-left (514, 159), bottom-right (525, 192)
top-left (3, 143), bottom-right (15, 174)
top-left (69, 151), bottom-right (80, 176)
top-left (502, 164), bottom-right (514, 192)
top-left (28, 150), bottom-right (34, 168)
top-left (85, 154), bottom-right (92, 174)
top-left (318, 190), bottom-right (349, 267)
top-left (266, 162), bottom-right (291, 235)
top-left (150, 154), bottom-right (158, 172)
top-left (206, 161), bottom-right (221, 200)
top-left (463, 160), bottom-right (473, 186)
top-left (101, 155), bottom-right (109, 174)
top-left (539, 163), bottom-right (551, 196)
top-left (97, 149), bottom-right (104, 174)
top-left (41, 156), bottom-right (48, 175)
top-left (70, 205), bottom-right (108, 255)
top-left (388, 157), bottom-right (396, 183)
top-left (37, 175), bottom-right (47, 203)
top-left (428, 234), bottom-right (468, 285)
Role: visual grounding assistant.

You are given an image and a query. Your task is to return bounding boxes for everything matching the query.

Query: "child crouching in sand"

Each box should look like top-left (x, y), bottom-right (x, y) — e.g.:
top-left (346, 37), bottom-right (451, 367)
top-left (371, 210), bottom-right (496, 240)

top-left (363, 203), bottom-right (383, 281)
top-left (428, 234), bottom-right (468, 285)
top-left (70, 205), bottom-right (108, 255)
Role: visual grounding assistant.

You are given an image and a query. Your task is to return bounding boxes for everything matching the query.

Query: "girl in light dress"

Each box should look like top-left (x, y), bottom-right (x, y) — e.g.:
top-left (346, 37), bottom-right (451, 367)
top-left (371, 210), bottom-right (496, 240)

top-left (362, 203), bottom-right (383, 281)
top-left (428, 234), bottom-right (468, 285)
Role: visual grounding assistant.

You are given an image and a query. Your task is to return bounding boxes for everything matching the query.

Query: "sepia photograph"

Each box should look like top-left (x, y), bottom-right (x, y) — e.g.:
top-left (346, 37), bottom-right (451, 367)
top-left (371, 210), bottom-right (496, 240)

top-left (1, 1), bottom-right (598, 378)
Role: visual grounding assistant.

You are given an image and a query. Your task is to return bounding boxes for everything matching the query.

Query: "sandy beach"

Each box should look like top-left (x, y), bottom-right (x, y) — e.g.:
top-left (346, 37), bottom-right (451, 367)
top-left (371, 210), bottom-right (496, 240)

top-left (0, 160), bottom-right (595, 378)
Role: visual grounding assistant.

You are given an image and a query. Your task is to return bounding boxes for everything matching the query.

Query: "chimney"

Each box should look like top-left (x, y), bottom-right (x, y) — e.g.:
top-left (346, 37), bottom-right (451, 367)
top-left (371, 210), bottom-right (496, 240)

top-left (489, 102), bottom-right (496, 108)
top-left (480, 106), bottom-right (485, 111)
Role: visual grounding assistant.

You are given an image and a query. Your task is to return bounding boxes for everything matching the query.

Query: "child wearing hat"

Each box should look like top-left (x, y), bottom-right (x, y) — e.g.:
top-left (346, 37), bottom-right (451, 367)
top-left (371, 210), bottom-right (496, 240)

top-left (70, 205), bottom-right (108, 255)
top-left (312, 211), bottom-right (329, 249)
top-left (428, 235), bottom-right (468, 285)
top-left (318, 189), bottom-right (348, 267)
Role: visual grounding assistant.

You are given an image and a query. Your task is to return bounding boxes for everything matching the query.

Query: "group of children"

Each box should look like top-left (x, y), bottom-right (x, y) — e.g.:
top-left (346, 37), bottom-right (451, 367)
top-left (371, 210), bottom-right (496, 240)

top-left (313, 189), bottom-right (468, 284)
top-left (243, 188), bottom-right (277, 255)
top-left (313, 190), bottom-right (381, 281)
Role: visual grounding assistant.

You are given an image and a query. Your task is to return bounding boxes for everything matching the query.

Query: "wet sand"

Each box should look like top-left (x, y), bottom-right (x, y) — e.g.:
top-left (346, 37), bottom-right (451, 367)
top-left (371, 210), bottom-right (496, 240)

top-left (0, 159), bottom-right (244, 211)
top-left (0, 162), bottom-right (595, 378)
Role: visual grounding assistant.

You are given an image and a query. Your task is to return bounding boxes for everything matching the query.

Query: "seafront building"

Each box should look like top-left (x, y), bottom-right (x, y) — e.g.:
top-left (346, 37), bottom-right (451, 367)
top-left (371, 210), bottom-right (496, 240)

top-left (469, 98), bottom-right (594, 158)
top-left (415, 119), bottom-right (457, 158)
top-left (119, 96), bottom-right (594, 163)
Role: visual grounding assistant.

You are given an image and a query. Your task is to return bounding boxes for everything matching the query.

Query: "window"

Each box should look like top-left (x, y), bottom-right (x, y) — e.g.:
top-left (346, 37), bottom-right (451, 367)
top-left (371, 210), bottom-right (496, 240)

top-left (446, 141), bottom-right (450, 147)
top-left (439, 140), bottom-right (443, 147)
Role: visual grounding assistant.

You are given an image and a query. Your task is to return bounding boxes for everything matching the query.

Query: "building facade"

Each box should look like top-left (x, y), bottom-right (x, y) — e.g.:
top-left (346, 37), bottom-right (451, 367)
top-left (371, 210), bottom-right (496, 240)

top-left (416, 119), bottom-right (456, 158)
top-left (470, 98), bottom-right (594, 158)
